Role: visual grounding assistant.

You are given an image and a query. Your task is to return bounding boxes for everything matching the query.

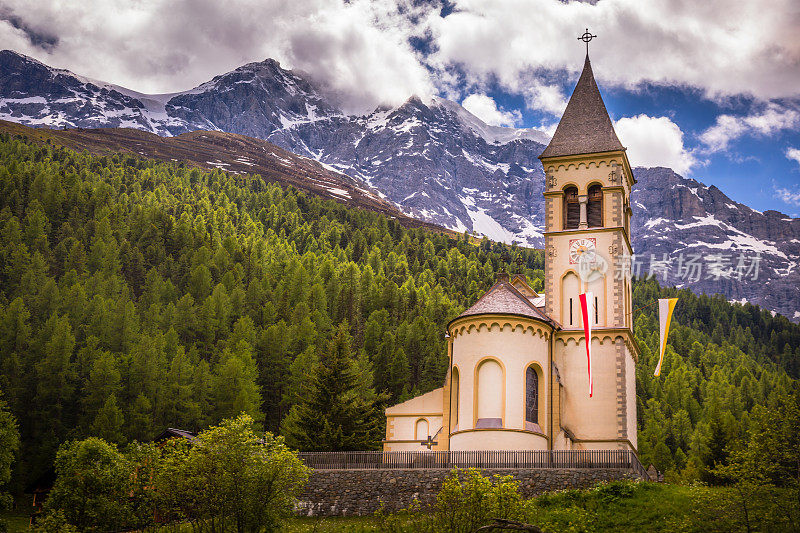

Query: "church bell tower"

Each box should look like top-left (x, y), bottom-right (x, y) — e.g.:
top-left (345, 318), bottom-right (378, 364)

top-left (539, 49), bottom-right (639, 451)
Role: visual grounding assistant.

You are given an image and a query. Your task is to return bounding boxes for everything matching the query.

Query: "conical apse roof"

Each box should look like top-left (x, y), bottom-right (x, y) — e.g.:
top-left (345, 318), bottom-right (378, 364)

top-left (539, 56), bottom-right (624, 159)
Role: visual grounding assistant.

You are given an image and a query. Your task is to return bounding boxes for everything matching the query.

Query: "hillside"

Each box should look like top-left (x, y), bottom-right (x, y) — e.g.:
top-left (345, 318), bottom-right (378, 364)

top-left (0, 135), bottom-right (797, 493)
top-left (2, 50), bottom-right (798, 319)
top-left (0, 119), bottom-right (434, 228)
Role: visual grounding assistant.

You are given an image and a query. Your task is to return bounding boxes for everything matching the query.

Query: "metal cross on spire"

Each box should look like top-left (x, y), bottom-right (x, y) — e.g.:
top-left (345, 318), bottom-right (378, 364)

top-left (578, 28), bottom-right (597, 56)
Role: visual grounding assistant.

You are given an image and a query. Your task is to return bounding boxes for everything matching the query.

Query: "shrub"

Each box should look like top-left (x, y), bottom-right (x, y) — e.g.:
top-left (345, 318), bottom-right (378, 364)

top-left (153, 414), bottom-right (310, 532)
top-left (430, 469), bottom-right (524, 532)
top-left (524, 504), bottom-right (593, 533)
top-left (44, 437), bottom-right (132, 531)
top-left (34, 510), bottom-right (79, 533)
top-left (592, 480), bottom-right (637, 503)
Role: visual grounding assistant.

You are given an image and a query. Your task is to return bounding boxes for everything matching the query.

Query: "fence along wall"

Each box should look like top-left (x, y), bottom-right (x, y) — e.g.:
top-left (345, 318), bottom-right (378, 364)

top-left (296, 450), bottom-right (649, 517)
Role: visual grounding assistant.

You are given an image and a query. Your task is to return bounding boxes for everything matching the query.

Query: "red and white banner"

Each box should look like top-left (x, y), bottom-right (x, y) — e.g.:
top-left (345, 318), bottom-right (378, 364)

top-left (579, 292), bottom-right (594, 397)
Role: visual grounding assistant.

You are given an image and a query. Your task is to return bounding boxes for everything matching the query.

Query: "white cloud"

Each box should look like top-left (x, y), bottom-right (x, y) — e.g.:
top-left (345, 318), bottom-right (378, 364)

top-left (4, 0), bottom-right (800, 118)
top-left (522, 79), bottom-right (568, 116)
top-left (775, 187), bottom-right (800, 207)
top-left (699, 104), bottom-right (800, 152)
top-left (0, 0), bottom-right (434, 114)
top-left (461, 94), bottom-right (522, 127)
top-left (785, 147), bottom-right (800, 168)
top-left (614, 114), bottom-right (697, 175)
top-left (426, 0), bottom-right (800, 103)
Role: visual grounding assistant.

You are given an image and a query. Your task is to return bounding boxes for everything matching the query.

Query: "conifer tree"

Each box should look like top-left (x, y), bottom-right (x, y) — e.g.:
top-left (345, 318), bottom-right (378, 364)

top-left (82, 352), bottom-right (121, 432)
top-left (212, 340), bottom-right (262, 424)
top-left (91, 395), bottom-right (125, 445)
top-left (281, 323), bottom-right (387, 451)
top-left (158, 347), bottom-right (201, 430)
top-left (389, 346), bottom-right (411, 401)
top-left (0, 389), bottom-right (19, 517)
top-left (127, 394), bottom-right (153, 442)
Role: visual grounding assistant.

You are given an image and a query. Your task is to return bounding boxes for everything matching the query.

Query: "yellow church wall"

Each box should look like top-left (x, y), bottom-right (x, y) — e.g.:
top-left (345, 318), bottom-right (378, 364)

top-left (556, 336), bottom-right (615, 444)
top-left (439, 364), bottom-right (452, 451)
top-left (450, 429), bottom-right (548, 451)
top-left (554, 333), bottom-right (637, 451)
top-left (386, 415), bottom-right (443, 441)
top-left (447, 315), bottom-right (552, 450)
top-left (383, 387), bottom-right (444, 451)
top-left (383, 413), bottom-right (445, 451)
top-left (550, 370), bottom-right (561, 442)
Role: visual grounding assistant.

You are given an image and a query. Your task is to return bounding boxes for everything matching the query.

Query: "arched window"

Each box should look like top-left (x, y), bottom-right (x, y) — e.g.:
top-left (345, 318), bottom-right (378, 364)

top-left (525, 367), bottom-right (539, 430)
top-left (450, 367), bottom-right (460, 431)
top-left (415, 418), bottom-right (429, 440)
top-left (587, 184), bottom-right (603, 227)
top-left (476, 359), bottom-right (503, 428)
top-left (563, 186), bottom-right (580, 229)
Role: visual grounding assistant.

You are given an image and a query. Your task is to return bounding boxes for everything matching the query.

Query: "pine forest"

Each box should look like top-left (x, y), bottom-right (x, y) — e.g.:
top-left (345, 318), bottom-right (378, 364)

top-left (0, 134), bottom-right (797, 494)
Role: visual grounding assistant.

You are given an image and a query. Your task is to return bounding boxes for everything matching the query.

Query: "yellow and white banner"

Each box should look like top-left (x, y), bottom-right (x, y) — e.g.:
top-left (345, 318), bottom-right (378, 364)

top-left (654, 298), bottom-right (678, 376)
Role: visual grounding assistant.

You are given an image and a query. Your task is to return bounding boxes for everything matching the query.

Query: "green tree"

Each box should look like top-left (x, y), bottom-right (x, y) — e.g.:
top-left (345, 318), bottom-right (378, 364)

top-left (44, 437), bottom-right (132, 531)
top-left (281, 323), bottom-right (387, 451)
top-left (158, 347), bottom-right (201, 430)
top-left (715, 389), bottom-right (800, 527)
top-left (213, 340), bottom-right (263, 423)
top-left (91, 395), bottom-right (126, 445)
top-left (429, 469), bottom-right (524, 533)
top-left (127, 393), bottom-right (153, 442)
top-left (82, 352), bottom-right (121, 430)
top-left (153, 414), bottom-right (309, 532)
top-left (0, 389), bottom-right (19, 525)
top-left (124, 441), bottom-right (161, 531)
top-left (33, 510), bottom-right (78, 533)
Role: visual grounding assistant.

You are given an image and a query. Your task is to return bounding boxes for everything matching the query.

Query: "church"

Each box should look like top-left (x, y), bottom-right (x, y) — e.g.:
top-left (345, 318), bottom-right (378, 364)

top-left (383, 54), bottom-right (639, 453)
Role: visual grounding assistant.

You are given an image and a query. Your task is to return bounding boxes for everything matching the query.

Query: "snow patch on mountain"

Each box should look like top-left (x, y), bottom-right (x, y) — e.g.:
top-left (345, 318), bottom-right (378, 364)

top-left (467, 206), bottom-right (519, 243)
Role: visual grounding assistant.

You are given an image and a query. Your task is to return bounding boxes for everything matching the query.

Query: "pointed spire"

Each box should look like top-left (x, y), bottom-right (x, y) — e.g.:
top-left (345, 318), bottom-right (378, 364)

top-left (539, 56), bottom-right (624, 159)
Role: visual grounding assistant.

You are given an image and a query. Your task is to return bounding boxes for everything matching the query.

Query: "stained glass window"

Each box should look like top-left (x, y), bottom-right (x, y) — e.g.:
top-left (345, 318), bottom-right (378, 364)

top-left (525, 366), bottom-right (538, 424)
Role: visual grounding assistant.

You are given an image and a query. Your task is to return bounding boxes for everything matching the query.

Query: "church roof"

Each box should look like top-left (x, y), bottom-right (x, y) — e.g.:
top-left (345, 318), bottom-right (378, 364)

top-left (452, 274), bottom-right (560, 329)
top-left (539, 56), bottom-right (625, 159)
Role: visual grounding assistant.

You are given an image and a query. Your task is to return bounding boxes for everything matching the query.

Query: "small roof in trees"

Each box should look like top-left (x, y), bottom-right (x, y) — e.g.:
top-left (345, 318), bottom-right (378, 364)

top-left (153, 427), bottom-right (197, 444)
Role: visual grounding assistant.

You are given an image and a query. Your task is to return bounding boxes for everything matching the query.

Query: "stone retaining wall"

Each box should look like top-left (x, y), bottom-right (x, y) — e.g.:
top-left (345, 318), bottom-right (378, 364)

top-left (296, 467), bottom-right (642, 516)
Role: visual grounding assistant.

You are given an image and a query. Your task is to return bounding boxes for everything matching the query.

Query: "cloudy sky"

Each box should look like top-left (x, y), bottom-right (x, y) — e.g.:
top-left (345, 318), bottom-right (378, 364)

top-left (2, 0), bottom-right (800, 215)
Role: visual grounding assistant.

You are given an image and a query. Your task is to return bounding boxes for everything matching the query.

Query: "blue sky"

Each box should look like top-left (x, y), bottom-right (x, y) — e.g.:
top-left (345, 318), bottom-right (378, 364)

top-left (2, 0), bottom-right (799, 216)
top-left (488, 75), bottom-right (800, 216)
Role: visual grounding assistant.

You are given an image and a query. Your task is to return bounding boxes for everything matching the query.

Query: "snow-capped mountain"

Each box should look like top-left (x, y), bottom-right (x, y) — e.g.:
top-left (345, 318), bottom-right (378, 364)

top-left (0, 50), bottom-right (185, 134)
top-left (0, 50), bottom-right (551, 245)
top-left (267, 95), bottom-right (550, 243)
top-left (2, 49), bottom-right (799, 319)
top-left (632, 167), bottom-right (800, 319)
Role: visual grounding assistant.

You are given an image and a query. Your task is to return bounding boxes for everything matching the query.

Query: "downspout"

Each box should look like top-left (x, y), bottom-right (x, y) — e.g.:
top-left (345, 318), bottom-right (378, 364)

top-left (548, 330), bottom-right (554, 450)
top-left (446, 331), bottom-right (453, 447)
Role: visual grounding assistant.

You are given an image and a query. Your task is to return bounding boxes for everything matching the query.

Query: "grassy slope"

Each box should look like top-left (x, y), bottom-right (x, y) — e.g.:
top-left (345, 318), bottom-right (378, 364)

top-left (283, 482), bottom-right (795, 532)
